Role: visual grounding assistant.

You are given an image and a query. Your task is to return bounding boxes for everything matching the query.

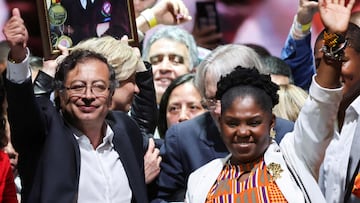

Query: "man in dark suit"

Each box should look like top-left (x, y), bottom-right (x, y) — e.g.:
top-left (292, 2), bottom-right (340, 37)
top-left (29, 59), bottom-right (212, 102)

top-left (152, 44), bottom-right (294, 202)
top-left (61, 0), bottom-right (130, 44)
top-left (3, 8), bottom-right (147, 203)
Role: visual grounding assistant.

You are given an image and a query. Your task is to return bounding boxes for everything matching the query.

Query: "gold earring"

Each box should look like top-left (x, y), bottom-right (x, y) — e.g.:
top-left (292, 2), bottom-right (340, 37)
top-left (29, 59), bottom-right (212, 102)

top-left (270, 128), bottom-right (276, 139)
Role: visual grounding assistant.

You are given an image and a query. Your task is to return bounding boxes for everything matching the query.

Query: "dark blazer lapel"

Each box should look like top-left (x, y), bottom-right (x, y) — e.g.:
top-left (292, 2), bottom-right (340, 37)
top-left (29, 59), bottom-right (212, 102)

top-left (199, 112), bottom-right (220, 146)
top-left (106, 113), bottom-right (147, 202)
top-left (344, 122), bottom-right (360, 202)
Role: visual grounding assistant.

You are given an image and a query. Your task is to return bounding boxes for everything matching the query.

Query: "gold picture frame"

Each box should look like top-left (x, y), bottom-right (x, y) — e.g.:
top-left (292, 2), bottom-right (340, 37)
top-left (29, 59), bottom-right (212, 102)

top-left (36, 0), bottom-right (138, 59)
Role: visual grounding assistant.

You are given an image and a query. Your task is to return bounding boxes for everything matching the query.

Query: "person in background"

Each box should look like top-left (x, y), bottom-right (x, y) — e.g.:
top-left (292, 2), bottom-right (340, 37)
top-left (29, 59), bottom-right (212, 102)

top-left (136, 0), bottom-right (192, 43)
top-left (0, 41), bottom-right (9, 73)
top-left (0, 75), bottom-right (17, 203)
top-left (0, 40), bottom-right (20, 202)
top-left (244, 43), bottom-right (272, 58)
top-left (263, 55), bottom-right (294, 86)
top-left (158, 73), bottom-right (206, 139)
top-left (3, 8), bottom-right (148, 202)
top-left (142, 26), bottom-right (199, 104)
top-left (180, 0), bottom-right (299, 55)
top-left (281, 0), bottom-right (360, 201)
top-left (0, 0), bottom-right (8, 40)
top-left (133, 0), bottom-right (158, 18)
top-left (280, 0), bottom-right (317, 91)
top-left (320, 20), bottom-right (360, 203)
top-left (60, 0), bottom-right (130, 44)
top-left (152, 44), bottom-right (294, 203)
top-left (273, 84), bottom-right (308, 122)
top-left (2, 130), bottom-right (20, 202)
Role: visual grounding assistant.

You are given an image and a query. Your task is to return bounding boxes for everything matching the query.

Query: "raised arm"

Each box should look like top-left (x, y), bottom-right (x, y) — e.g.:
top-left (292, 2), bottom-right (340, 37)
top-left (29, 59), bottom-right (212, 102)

top-left (281, 0), bottom-right (318, 91)
top-left (284, 0), bottom-right (355, 180)
top-left (136, 0), bottom-right (192, 40)
top-left (315, 0), bottom-right (355, 88)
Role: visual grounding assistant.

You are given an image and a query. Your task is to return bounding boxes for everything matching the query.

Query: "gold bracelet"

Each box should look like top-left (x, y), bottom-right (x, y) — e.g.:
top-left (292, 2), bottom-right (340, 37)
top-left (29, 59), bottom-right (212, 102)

top-left (323, 31), bottom-right (343, 48)
top-left (321, 31), bottom-right (347, 62)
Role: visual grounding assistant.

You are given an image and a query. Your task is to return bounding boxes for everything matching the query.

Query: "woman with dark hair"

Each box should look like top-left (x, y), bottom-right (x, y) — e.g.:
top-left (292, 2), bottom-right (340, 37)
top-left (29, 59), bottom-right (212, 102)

top-left (185, 63), bottom-right (339, 202)
top-left (158, 73), bottom-right (206, 138)
top-left (185, 1), bottom-right (354, 201)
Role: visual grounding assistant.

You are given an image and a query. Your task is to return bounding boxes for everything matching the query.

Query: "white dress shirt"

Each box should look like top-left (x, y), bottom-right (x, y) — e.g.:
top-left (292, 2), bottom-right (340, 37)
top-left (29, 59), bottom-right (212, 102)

top-left (319, 96), bottom-right (360, 203)
top-left (74, 126), bottom-right (132, 203)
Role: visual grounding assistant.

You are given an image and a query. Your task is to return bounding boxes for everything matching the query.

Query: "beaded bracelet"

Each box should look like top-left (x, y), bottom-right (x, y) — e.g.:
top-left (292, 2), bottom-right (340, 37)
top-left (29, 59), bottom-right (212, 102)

top-left (320, 31), bottom-right (347, 62)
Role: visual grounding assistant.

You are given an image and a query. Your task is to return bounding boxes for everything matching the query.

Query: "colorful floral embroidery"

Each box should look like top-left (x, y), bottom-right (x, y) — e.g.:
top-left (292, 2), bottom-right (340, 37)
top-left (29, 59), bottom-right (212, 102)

top-left (352, 173), bottom-right (360, 198)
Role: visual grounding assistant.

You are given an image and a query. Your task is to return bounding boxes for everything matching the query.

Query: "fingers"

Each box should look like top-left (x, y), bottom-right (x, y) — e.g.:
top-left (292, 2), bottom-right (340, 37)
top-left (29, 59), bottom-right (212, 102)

top-left (172, 0), bottom-right (192, 23)
top-left (3, 8), bottom-right (28, 61)
top-left (147, 138), bottom-right (155, 152)
top-left (57, 44), bottom-right (69, 56)
top-left (154, 0), bottom-right (191, 25)
top-left (132, 47), bottom-right (141, 58)
top-left (346, 0), bottom-right (355, 10)
top-left (144, 139), bottom-right (162, 183)
top-left (12, 8), bottom-right (21, 17)
top-left (118, 35), bottom-right (130, 46)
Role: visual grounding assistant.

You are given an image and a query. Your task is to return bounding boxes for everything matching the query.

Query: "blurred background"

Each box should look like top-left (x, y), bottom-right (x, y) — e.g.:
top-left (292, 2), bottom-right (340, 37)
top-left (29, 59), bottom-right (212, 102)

top-left (1, 0), bottom-right (360, 58)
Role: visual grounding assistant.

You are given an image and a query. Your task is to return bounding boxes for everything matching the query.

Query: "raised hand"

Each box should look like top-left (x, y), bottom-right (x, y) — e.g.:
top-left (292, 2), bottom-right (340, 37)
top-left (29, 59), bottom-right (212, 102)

top-left (318, 0), bottom-right (355, 33)
top-left (42, 44), bottom-right (69, 77)
top-left (192, 23), bottom-right (222, 50)
top-left (297, 0), bottom-right (319, 24)
top-left (3, 8), bottom-right (28, 62)
top-left (152, 0), bottom-right (192, 25)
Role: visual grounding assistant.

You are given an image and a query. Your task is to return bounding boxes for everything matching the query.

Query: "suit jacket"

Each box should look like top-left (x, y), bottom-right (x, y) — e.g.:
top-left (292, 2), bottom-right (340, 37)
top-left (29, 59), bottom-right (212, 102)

top-left (153, 112), bottom-right (294, 202)
top-left (5, 78), bottom-right (148, 203)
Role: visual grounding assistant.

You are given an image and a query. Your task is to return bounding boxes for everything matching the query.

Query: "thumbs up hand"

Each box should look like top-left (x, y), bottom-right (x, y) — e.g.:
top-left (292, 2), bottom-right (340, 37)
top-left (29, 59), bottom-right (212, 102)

top-left (3, 8), bottom-right (29, 62)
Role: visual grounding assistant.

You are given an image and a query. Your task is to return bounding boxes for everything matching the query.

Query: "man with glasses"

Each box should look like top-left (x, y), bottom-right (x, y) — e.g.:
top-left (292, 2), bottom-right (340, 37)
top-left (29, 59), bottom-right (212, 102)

top-left (3, 8), bottom-right (147, 203)
top-left (142, 25), bottom-right (200, 105)
top-left (152, 44), bottom-right (294, 202)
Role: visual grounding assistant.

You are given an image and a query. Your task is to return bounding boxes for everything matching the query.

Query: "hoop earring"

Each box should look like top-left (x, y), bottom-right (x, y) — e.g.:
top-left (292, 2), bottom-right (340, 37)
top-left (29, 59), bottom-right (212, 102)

top-left (270, 128), bottom-right (276, 139)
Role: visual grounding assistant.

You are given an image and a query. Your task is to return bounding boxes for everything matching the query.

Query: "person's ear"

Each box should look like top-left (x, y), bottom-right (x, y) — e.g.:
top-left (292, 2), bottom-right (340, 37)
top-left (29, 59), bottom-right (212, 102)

top-left (270, 113), bottom-right (276, 129)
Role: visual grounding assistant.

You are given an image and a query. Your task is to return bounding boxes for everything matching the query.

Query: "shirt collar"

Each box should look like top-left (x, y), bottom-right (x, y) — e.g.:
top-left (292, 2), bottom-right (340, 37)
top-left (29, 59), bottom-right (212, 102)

top-left (71, 123), bottom-right (114, 149)
top-left (348, 95), bottom-right (360, 118)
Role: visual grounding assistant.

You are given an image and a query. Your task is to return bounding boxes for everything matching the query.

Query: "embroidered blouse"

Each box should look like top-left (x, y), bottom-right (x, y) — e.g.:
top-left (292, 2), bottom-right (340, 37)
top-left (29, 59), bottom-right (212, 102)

top-left (205, 157), bottom-right (287, 203)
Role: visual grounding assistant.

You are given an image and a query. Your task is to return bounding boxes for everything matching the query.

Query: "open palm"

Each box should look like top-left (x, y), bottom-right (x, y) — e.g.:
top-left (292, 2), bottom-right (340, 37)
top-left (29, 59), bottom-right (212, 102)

top-left (319, 0), bottom-right (355, 33)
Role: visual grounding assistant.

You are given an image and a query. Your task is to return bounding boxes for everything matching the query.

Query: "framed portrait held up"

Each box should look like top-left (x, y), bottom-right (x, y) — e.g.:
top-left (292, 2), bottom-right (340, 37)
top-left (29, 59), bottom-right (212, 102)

top-left (36, 0), bottom-right (138, 59)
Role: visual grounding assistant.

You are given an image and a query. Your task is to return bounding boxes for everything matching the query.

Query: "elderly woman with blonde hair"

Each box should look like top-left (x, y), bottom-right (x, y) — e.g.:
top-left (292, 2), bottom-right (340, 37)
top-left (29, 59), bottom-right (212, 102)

top-left (273, 84), bottom-right (308, 122)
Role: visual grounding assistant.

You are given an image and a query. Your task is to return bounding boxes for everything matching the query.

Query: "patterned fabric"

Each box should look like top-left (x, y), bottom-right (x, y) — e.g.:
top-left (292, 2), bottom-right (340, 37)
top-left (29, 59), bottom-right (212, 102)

top-left (205, 157), bottom-right (287, 203)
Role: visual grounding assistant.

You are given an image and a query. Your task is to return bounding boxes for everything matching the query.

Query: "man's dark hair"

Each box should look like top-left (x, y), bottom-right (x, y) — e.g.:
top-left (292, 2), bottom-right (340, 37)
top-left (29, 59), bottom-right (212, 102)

top-left (54, 49), bottom-right (117, 92)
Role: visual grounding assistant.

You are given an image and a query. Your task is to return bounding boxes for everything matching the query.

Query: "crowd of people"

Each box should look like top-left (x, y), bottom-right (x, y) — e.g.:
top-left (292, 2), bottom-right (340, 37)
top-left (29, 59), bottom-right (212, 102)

top-left (0, 0), bottom-right (360, 202)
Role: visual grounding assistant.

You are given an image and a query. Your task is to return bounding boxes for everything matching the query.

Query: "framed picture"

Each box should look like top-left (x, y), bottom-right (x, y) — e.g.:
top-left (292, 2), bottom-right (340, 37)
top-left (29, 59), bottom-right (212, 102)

top-left (36, 0), bottom-right (138, 59)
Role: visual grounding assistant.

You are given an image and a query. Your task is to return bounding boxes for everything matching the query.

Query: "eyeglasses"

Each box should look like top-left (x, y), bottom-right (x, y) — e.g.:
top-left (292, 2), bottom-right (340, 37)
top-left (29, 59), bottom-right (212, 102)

top-left (205, 98), bottom-right (220, 110)
top-left (64, 82), bottom-right (110, 97)
top-left (149, 54), bottom-right (185, 65)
